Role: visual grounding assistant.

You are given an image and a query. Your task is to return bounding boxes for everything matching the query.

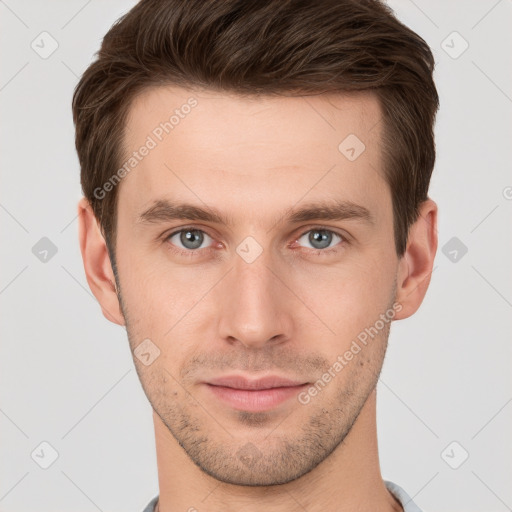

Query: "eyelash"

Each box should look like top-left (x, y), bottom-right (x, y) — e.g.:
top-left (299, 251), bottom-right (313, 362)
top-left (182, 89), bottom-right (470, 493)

top-left (163, 226), bottom-right (347, 258)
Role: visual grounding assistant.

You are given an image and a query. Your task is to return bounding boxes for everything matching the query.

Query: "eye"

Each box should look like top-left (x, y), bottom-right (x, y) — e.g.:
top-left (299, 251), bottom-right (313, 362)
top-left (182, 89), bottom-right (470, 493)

top-left (166, 228), bottom-right (214, 251)
top-left (163, 226), bottom-right (346, 258)
top-left (296, 228), bottom-right (344, 252)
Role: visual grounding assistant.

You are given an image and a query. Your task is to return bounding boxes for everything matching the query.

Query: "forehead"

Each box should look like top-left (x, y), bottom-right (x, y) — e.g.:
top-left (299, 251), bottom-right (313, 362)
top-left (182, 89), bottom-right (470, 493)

top-left (124, 85), bottom-right (381, 153)
top-left (118, 85), bottom-right (388, 225)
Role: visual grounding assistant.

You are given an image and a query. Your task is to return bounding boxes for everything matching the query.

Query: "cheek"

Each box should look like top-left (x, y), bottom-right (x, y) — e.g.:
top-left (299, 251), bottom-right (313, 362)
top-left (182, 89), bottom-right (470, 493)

top-left (295, 255), bottom-right (396, 340)
top-left (116, 249), bottom-right (221, 364)
top-left (115, 249), bottom-right (171, 334)
top-left (118, 239), bottom-right (176, 301)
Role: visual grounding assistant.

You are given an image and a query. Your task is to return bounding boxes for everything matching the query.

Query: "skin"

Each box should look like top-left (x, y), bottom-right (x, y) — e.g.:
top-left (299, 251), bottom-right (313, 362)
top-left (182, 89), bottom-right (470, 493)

top-left (78, 86), bottom-right (437, 512)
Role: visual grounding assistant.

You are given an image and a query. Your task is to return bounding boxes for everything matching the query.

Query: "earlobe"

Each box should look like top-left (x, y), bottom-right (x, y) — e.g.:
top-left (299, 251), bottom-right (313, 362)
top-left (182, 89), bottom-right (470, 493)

top-left (77, 197), bottom-right (125, 326)
top-left (394, 199), bottom-right (438, 320)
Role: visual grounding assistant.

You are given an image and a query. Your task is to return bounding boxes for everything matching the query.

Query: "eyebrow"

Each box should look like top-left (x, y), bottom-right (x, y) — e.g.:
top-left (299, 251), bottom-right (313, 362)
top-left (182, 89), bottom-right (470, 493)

top-left (137, 198), bottom-right (374, 227)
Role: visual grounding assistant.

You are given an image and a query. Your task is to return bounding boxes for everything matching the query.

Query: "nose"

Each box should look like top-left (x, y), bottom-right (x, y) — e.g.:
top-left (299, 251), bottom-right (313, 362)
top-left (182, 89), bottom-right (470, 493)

top-left (216, 247), bottom-right (294, 350)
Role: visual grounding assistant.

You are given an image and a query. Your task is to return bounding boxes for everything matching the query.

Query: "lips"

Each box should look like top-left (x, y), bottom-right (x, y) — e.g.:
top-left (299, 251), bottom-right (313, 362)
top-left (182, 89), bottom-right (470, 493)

top-left (204, 375), bottom-right (309, 412)
top-left (206, 375), bottom-right (307, 390)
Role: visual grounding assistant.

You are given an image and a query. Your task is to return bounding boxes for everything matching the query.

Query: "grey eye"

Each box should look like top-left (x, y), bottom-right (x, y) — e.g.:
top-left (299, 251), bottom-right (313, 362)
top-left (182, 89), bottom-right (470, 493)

top-left (169, 229), bottom-right (212, 250)
top-left (297, 229), bottom-right (342, 250)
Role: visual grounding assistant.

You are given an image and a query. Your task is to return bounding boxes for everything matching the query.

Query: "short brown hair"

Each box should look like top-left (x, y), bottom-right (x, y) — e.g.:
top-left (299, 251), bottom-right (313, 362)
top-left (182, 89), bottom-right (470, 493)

top-left (72, 0), bottom-right (439, 261)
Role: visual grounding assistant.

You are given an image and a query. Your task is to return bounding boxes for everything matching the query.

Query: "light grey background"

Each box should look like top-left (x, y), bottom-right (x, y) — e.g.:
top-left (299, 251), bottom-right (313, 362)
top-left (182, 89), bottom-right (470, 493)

top-left (1, 1), bottom-right (511, 511)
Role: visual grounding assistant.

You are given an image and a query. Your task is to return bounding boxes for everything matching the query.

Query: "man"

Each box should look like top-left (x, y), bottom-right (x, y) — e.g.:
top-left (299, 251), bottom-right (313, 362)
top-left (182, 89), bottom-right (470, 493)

top-left (73, 0), bottom-right (438, 510)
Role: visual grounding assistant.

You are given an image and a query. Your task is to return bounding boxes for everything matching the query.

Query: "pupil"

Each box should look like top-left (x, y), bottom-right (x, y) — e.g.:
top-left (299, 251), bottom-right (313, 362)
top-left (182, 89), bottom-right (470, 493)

top-left (310, 230), bottom-right (331, 249)
top-left (181, 230), bottom-right (203, 249)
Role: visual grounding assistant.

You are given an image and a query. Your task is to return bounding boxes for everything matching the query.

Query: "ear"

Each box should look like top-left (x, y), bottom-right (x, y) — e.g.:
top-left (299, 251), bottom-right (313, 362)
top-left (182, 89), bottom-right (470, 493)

top-left (77, 197), bottom-right (125, 326)
top-left (394, 198), bottom-right (438, 320)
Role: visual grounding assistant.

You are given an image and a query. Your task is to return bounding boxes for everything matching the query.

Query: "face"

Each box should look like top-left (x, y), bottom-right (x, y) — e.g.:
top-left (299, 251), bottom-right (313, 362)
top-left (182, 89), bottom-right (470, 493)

top-left (113, 86), bottom-right (401, 485)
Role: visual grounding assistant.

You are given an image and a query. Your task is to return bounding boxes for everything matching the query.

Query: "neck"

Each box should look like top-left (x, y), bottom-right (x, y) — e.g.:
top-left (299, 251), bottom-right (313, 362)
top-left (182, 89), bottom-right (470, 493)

top-left (152, 389), bottom-right (402, 512)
